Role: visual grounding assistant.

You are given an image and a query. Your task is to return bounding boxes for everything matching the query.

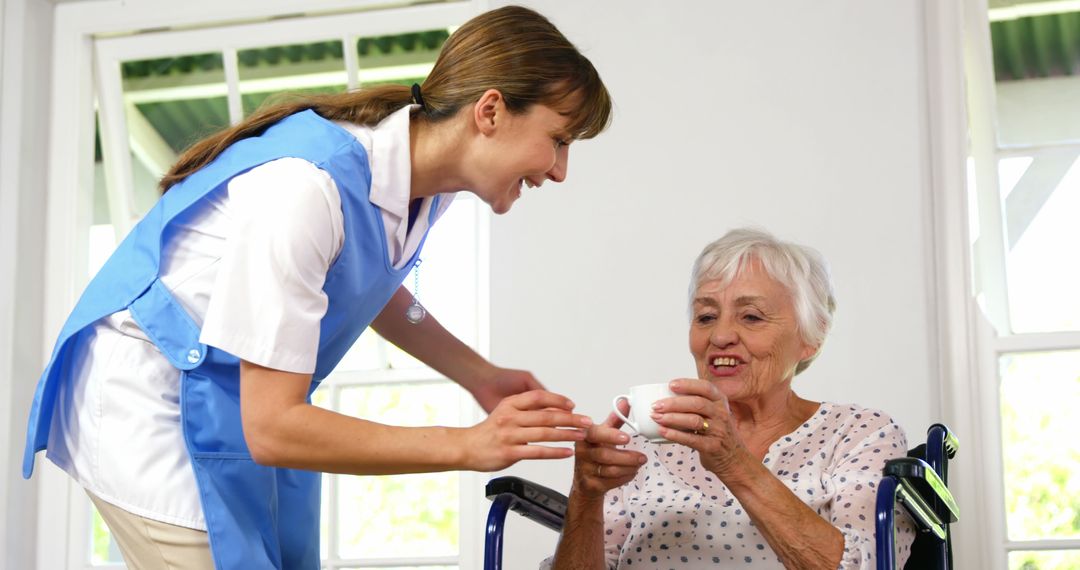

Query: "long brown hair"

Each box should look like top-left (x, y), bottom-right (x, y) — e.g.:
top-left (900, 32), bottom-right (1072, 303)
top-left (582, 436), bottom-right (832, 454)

top-left (159, 5), bottom-right (612, 192)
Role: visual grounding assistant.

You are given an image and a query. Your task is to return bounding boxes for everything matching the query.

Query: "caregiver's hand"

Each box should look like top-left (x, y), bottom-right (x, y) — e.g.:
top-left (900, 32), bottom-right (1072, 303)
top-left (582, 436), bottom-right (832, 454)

top-left (469, 366), bottom-right (545, 414)
top-left (651, 378), bottom-right (751, 477)
top-left (464, 389), bottom-right (592, 472)
top-left (571, 400), bottom-right (647, 500)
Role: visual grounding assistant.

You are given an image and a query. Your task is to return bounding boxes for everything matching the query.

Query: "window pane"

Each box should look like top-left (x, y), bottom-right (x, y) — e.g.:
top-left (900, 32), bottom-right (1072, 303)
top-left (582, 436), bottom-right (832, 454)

top-left (991, 11), bottom-right (1080, 147)
top-left (121, 53), bottom-right (229, 199)
top-left (996, 76), bottom-right (1080, 147)
top-left (1009, 550), bottom-right (1080, 570)
top-left (335, 383), bottom-right (462, 559)
top-left (336, 329), bottom-right (387, 372)
top-left (1000, 350), bottom-right (1080, 540)
top-left (386, 320), bottom-right (425, 370)
top-left (355, 30), bottom-right (447, 88)
top-left (1003, 151), bottom-right (1080, 333)
top-left (90, 506), bottom-right (124, 564)
top-left (89, 225), bottom-right (118, 279)
top-left (237, 41), bottom-right (347, 117)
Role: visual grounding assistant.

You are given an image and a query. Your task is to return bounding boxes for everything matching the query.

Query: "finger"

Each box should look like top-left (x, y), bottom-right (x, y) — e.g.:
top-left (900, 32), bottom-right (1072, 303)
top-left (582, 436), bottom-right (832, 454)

top-left (515, 426), bottom-right (588, 444)
top-left (594, 464), bottom-right (642, 480)
top-left (507, 389), bottom-right (576, 411)
top-left (651, 411), bottom-right (710, 433)
top-left (668, 378), bottom-right (718, 399)
top-left (652, 394), bottom-right (713, 415)
top-left (657, 425), bottom-right (698, 446)
top-left (602, 410), bottom-right (627, 430)
top-left (514, 409), bottom-right (594, 429)
top-left (511, 444), bottom-right (576, 461)
top-left (585, 424), bottom-right (631, 446)
top-left (585, 447), bottom-right (647, 468)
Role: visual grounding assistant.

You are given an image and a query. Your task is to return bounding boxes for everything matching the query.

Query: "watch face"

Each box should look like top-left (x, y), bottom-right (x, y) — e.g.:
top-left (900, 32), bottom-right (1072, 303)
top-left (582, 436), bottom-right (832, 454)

top-left (405, 302), bottom-right (427, 324)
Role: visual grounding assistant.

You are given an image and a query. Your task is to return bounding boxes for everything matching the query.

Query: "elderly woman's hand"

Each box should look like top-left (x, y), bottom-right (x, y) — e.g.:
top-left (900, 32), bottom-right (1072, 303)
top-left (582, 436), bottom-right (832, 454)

top-left (650, 379), bottom-right (751, 476)
top-left (571, 401), bottom-right (647, 500)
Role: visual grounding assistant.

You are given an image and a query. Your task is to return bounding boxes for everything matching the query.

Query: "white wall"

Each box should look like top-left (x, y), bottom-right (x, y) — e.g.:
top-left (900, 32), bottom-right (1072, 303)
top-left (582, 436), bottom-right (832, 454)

top-left (0, 0), bottom-right (53, 567)
top-left (486, 1), bottom-right (939, 567)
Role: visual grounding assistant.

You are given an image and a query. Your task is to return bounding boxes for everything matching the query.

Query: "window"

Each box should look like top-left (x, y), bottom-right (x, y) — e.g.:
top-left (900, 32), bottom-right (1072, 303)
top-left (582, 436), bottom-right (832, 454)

top-left (53, 3), bottom-right (487, 568)
top-left (967, 3), bottom-right (1080, 567)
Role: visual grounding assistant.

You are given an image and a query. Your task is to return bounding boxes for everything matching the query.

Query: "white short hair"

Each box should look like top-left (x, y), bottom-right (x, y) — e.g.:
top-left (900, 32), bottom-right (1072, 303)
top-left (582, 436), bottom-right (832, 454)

top-left (689, 228), bottom-right (837, 375)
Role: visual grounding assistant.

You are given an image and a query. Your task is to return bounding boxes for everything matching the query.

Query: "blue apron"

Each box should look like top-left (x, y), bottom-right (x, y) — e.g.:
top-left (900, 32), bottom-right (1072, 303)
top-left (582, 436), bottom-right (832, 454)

top-left (23, 110), bottom-right (439, 569)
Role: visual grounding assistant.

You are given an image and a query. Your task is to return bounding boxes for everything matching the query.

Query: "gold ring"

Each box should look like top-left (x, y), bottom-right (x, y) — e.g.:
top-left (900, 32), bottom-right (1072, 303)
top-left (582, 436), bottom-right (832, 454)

top-left (701, 419), bottom-right (710, 433)
top-left (595, 464), bottom-right (603, 477)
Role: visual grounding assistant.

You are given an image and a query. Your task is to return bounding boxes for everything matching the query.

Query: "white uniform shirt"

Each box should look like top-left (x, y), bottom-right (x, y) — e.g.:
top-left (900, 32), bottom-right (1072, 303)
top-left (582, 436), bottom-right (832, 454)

top-left (541, 402), bottom-right (917, 569)
top-left (46, 105), bottom-right (455, 529)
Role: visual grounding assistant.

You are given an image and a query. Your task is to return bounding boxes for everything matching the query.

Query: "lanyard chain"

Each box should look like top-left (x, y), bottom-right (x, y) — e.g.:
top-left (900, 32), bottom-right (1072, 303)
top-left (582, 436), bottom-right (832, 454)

top-left (405, 258), bottom-right (426, 324)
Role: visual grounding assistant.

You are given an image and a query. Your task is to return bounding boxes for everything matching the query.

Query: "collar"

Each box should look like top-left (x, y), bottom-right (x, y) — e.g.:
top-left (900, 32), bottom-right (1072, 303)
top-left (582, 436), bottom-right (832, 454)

top-left (365, 104), bottom-right (418, 220)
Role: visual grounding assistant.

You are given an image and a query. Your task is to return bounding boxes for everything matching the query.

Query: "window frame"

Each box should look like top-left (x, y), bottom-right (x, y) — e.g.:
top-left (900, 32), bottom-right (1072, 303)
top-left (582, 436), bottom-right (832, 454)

top-left (918, 3), bottom-right (1006, 567)
top-left (952, 0), bottom-right (1080, 566)
top-left (40, 1), bottom-right (488, 568)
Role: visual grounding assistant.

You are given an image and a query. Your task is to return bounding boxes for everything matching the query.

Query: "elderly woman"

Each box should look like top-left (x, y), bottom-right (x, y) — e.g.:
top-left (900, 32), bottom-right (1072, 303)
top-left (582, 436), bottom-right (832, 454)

top-left (548, 228), bottom-right (915, 569)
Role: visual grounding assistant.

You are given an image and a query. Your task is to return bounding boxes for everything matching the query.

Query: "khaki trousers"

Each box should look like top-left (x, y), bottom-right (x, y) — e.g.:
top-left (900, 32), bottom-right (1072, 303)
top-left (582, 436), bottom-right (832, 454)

top-left (87, 491), bottom-right (215, 570)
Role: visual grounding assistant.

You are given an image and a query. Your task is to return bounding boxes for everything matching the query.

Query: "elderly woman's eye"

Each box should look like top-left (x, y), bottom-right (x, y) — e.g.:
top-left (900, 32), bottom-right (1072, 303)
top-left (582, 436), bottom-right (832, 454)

top-left (743, 313), bottom-right (764, 322)
top-left (695, 314), bottom-right (716, 324)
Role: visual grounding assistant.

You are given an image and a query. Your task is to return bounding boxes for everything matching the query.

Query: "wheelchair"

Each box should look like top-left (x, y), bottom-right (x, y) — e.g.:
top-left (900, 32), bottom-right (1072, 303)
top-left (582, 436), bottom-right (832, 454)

top-left (484, 424), bottom-right (958, 570)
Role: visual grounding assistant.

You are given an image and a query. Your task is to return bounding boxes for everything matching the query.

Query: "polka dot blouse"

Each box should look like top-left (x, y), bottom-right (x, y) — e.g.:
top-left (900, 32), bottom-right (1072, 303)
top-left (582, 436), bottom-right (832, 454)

top-left (543, 402), bottom-right (915, 569)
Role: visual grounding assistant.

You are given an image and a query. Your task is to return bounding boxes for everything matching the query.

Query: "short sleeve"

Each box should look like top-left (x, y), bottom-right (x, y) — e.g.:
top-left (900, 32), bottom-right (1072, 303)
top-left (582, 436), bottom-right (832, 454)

top-left (827, 411), bottom-right (917, 569)
top-left (200, 158), bottom-right (344, 373)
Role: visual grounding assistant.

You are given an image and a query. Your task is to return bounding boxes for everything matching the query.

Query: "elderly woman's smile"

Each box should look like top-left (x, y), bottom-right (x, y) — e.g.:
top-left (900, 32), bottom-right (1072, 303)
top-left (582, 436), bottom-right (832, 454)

top-left (690, 262), bottom-right (816, 403)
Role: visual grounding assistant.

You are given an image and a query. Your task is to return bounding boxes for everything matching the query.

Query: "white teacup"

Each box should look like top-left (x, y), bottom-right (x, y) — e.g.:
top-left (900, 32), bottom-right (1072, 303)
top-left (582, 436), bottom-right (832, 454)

top-left (612, 382), bottom-right (675, 444)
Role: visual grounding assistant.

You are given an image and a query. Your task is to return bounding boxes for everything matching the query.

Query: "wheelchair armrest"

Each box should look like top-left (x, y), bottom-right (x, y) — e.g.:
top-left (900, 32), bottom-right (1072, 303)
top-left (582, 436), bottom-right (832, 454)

top-left (485, 476), bottom-right (568, 532)
top-left (884, 457), bottom-right (959, 526)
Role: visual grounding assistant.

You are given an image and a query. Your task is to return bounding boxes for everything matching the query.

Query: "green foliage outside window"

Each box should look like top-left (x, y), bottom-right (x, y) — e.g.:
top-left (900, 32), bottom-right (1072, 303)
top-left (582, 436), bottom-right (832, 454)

top-left (1011, 552), bottom-right (1080, 570)
top-left (335, 382), bottom-right (463, 559)
top-left (91, 508), bottom-right (120, 564)
top-left (1001, 351), bottom-right (1080, 570)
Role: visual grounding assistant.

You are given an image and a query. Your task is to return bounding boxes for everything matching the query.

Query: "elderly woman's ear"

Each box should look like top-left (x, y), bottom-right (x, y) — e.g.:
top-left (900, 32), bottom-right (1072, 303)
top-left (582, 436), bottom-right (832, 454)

top-left (800, 343), bottom-right (819, 363)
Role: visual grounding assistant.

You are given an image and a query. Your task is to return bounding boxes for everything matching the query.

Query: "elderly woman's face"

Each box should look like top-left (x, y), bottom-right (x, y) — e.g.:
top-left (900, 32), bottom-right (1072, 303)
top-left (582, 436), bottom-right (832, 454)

top-left (689, 262), bottom-right (816, 402)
